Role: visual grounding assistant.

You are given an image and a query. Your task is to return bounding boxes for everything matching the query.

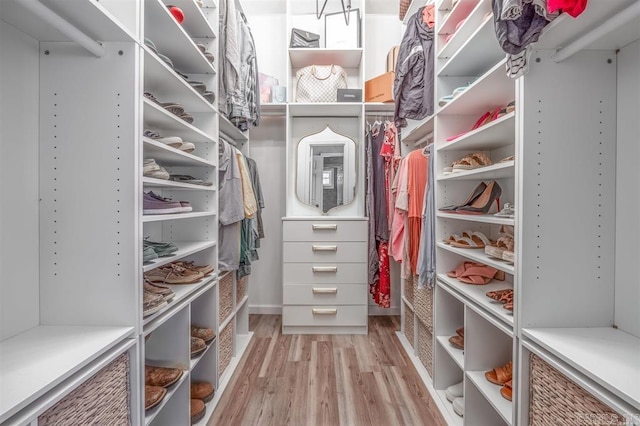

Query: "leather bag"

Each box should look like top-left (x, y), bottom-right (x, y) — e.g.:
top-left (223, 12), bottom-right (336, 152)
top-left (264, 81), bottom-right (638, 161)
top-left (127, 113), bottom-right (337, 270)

top-left (295, 65), bottom-right (348, 103)
top-left (290, 28), bottom-right (320, 48)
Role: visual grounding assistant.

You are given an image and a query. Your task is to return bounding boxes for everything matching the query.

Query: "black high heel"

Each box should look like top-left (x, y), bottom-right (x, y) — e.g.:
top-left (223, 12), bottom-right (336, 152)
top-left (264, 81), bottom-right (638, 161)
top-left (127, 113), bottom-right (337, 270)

top-left (439, 182), bottom-right (487, 212)
top-left (455, 181), bottom-right (502, 215)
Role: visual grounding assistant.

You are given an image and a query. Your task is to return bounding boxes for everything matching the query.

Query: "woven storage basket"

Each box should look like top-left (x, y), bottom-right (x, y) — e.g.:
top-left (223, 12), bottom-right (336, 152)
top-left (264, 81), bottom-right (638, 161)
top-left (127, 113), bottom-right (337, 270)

top-left (219, 272), bottom-right (233, 323)
top-left (414, 278), bottom-right (433, 334)
top-left (529, 354), bottom-right (624, 425)
top-left (404, 301), bottom-right (415, 348)
top-left (404, 275), bottom-right (415, 306)
top-left (417, 320), bottom-right (433, 377)
top-left (236, 275), bottom-right (248, 304)
top-left (219, 321), bottom-right (234, 377)
top-left (399, 0), bottom-right (410, 20)
top-left (39, 353), bottom-right (130, 425)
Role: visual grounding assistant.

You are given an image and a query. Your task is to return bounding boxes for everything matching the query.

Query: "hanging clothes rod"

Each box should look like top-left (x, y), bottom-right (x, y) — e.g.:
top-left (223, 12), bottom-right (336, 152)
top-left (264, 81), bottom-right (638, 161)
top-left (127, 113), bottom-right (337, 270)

top-left (21, 0), bottom-right (106, 58)
top-left (552, 1), bottom-right (640, 62)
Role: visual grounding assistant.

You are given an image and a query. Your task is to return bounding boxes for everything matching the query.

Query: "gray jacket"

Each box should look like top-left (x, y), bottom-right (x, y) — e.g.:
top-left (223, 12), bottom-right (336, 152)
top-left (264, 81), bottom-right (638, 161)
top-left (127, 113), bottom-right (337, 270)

top-left (393, 7), bottom-right (434, 128)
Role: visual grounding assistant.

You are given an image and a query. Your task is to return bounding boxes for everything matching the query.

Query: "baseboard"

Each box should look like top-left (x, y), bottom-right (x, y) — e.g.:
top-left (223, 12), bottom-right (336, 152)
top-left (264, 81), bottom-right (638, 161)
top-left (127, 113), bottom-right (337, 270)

top-left (368, 305), bottom-right (400, 316)
top-left (249, 304), bottom-right (282, 315)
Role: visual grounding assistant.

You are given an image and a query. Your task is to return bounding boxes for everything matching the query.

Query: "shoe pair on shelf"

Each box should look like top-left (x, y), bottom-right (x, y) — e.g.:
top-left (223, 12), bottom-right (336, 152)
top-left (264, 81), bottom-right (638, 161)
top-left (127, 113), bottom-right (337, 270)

top-left (447, 261), bottom-right (505, 285)
top-left (144, 239), bottom-right (179, 262)
top-left (191, 324), bottom-right (215, 358)
top-left (195, 42), bottom-right (214, 64)
top-left (439, 181), bottom-right (502, 215)
top-left (143, 191), bottom-right (192, 215)
top-left (145, 261), bottom-right (214, 285)
top-left (448, 327), bottom-right (464, 350)
top-left (144, 92), bottom-right (194, 123)
top-left (443, 230), bottom-right (492, 249)
top-left (443, 153), bottom-right (514, 175)
top-left (486, 289), bottom-right (514, 312)
top-left (145, 365), bottom-right (184, 410)
top-left (191, 381), bottom-right (215, 424)
top-left (144, 159), bottom-right (170, 180)
top-left (485, 361), bottom-right (513, 401)
top-left (485, 225), bottom-right (515, 264)
top-left (144, 130), bottom-right (196, 153)
top-left (445, 381), bottom-right (464, 417)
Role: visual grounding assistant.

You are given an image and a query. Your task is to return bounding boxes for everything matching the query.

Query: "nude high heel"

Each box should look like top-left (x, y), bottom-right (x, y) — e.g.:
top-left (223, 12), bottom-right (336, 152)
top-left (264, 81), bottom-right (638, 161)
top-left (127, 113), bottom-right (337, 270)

top-left (454, 181), bottom-right (502, 215)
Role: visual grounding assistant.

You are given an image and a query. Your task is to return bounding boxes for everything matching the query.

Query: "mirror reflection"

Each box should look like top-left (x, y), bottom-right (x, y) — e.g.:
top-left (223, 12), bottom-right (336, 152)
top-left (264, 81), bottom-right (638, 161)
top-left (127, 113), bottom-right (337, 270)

top-left (296, 126), bottom-right (357, 213)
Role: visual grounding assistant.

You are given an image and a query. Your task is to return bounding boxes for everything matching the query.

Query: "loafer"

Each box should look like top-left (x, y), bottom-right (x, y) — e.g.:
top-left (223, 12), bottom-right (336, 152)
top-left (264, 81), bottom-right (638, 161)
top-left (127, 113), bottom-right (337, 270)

top-left (146, 365), bottom-right (183, 388)
top-left (190, 399), bottom-right (206, 424)
top-left (191, 336), bottom-right (207, 358)
top-left (143, 290), bottom-right (167, 317)
top-left (143, 192), bottom-right (184, 215)
top-left (173, 261), bottom-right (214, 276)
top-left (144, 279), bottom-right (175, 302)
top-left (144, 239), bottom-right (179, 257)
top-left (145, 385), bottom-right (167, 410)
top-left (143, 246), bottom-right (158, 263)
top-left (191, 325), bottom-right (215, 344)
top-left (191, 381), bottom-right (215, 403)
top-left (145, 264), bottom-right (204, 285)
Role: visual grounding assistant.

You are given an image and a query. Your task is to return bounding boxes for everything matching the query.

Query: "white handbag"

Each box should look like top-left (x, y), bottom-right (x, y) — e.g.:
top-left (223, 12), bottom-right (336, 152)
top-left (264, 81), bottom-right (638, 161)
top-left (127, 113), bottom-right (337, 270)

top-left (295, 65), bottom-right (348, 103)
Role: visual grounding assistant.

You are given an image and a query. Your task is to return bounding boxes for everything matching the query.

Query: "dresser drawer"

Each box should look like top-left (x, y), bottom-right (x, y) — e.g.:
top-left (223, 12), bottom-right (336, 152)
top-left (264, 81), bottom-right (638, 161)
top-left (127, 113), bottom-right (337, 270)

top-left (283, 284), bottom-right (367, 305)
top-left (283, 242), bottom-right (367, 263)
top-left (282, 305), bottom-right (368, 326)
top-left (282, 220), bottom-right (367, 242)
top-left (283, 262), bottom-right (366, 284)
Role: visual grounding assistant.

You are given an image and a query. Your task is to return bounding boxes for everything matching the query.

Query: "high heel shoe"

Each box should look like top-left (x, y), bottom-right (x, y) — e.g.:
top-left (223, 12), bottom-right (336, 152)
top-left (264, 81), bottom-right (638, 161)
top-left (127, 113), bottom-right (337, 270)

top-left (439, 182), bottom-right (487, 212)
top-left (455, 181), bottom-right (502, 215)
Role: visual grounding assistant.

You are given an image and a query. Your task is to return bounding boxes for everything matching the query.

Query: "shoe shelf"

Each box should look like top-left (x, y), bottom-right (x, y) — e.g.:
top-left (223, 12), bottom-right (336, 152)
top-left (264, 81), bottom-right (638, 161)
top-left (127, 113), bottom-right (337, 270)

top-left (161, 0), bottom-right (218, 39)
top-left (437, 0), bottom-right (477, 38)
top-left (144, 99), bottom-right (216, 144)
top-left (436, 335), bottom-right (465, 369)
top-left (190, 338), bottom-right (216, 370)
top-left (144, 368), bottom-right (189, 425)
top-left (437, 242), bottom-right (515, 275)
top-left (438, 274), bottom-right (514, 327)
top-left (143, 241), bottom-right (217, 272)
top-left (438, 59), bottom-right (514, 116)
top-left (437, 161), bottom-right (515, 181)
top-left (143, 137), bottom-right (216, 167)
top-left (145, 0), bottom-right (216, 75)
top-left (219, 114), bottom-right (249, 144)
top-left (437, 211), bottom-right (514, 226)
top-left (288, 103), bottom-right (363, 118)
top-left (143, 177), bottom-right (216, 191)
top-left (143, 48), bottom-right (216, 114)
top-left (143, 211), bottom-right (216, 222)
top-left (144, 276), bottom-right (217, 331)
top-left (288, 48), bottom-right (363, 69)
top-left (438, 6), bottom-right (504, 77)
top-left (0, 325), bottom-right (134, 424)
top-left (437, 0), bottom-right (488, 63)
top-left (522, 327), bottom-right (640, 410)
top-left (466, 370), bottom-right (513, 425)
top-left (438, 112), bottom-right (515, 152)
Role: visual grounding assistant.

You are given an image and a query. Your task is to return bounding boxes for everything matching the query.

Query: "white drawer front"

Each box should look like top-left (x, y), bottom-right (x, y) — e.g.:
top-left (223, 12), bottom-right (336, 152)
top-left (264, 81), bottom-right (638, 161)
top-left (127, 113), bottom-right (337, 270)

top-left (283, 263), bottom-right (366, 284)
top-left (282, 220), bottom-right (367, 242)
top-left (282, 305), bottom-right (368, 327)
top-left (283, 284), bottom-right (367, 305)
top-left (283, 242), bottom-right (367, 263)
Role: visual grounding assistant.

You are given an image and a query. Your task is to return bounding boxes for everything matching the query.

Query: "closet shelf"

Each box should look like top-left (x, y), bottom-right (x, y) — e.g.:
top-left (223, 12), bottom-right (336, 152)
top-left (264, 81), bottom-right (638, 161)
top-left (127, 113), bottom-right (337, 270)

top-left (437, 0), bottom-right (489, 60)
top-left (143, 177), bottom-right (216, 191)
top-left (466, 370), bottom-right (513, 425)
top-left (0, 326), bottom-right (133, 423)
top-left (437, 161), bottom-right (515, 181)
top-left (288, 48), bottom-right (363, 69)
top-left (144, 369), bottom-right (189, 425)
top-left (144, 99), bottom-right (216, 144)
top-left (145, 0), bottom-right (216, 74)
top-left (261, 103), bottom-right (287, 114)
top-left (523, 327), bottom-right (640, 410)
top-left (289, 103), bottom-right (362, 117)
top-left (436, 212), bottom-right (514, 226)
top-left (161, 0), bottom-right (217, 39)
top-left (144, 277), bottom-right (217, 330)
top-left (438, 0), bottom-right (477, 36)
top-left (219, 115), bottom-right (249, 143)
top-left (436, 335), bottom-right (465, 369)
top-left (236, 295), bottom-right (249, 313)
top-left (438, 59), bottom-right (514, 116)
top-left (438, 12), bottom-right (504, 77)
top-left (437, 112), bottom-right (515, 152)
top-left (143, 138), bottom-right (216, 167)
top-left (142, 241), bottom-right (217, 273)
top-left (437, 274), bottom-right (514, 327)
top-left (364, 103), bottom-right (395, 113)
top-left (402, 114), bottom-right (435, 144)
top-left (144, 48), bottom-right (216, 114)
top-left (437, 242), bottom-right (515, 275)
top-left (142, 211), bottom-right (216, 223)
top-left (190, 338), bottom-right (215, 370)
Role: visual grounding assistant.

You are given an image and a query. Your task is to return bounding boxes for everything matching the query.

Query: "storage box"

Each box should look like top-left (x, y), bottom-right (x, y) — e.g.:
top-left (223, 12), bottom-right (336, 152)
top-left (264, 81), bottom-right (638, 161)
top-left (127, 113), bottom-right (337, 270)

top-left (365, 72), bottom-right (394, 103)
top-left (259, 72), bottom-right (279, 104)
top-left (337, 88), bottom-right (362, 102)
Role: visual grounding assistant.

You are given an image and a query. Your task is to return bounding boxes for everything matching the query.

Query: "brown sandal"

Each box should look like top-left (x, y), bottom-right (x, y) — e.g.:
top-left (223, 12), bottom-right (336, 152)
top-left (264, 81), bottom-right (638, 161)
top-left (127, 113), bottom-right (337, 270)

top-left (486, 289), bottom-right (513, 301)
top-left (452, 152), bottom-right (492, 172)
top-left (485, 361), bottom-right (513, 386)
top-left (501, 379), bottom-right (513, 401)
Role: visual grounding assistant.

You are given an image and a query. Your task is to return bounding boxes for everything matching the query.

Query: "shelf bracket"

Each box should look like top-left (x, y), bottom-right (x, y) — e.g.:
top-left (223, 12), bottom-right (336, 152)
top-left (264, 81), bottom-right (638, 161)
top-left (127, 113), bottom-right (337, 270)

top-left (21, 0), bottom-right (106, 58)
top-left (316, 0), bottom-right (352, 25)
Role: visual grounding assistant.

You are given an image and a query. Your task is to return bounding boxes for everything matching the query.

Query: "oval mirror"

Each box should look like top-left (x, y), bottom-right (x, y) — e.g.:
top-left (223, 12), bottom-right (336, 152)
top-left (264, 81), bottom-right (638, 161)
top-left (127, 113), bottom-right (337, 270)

top-left (296, 126), bottom-right (357, 214)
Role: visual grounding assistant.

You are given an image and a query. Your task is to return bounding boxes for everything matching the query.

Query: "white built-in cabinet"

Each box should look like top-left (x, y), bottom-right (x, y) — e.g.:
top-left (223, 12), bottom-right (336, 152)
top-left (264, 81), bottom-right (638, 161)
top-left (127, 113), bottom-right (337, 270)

top-left (398, 0), bottom-right (640, 425)
top-left (0, 0), bottom-right (252, 424)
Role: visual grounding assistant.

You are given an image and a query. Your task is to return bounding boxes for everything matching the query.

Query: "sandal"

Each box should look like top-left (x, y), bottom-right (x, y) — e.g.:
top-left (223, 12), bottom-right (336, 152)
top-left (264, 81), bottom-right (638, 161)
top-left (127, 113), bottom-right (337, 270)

top-left (486, 289), bottom-right (512, 301)
top-left (501, 379), bottom-right (513, 401)
top-left (457, 264), bottom-right (506, 285)
top-left (448, 335), bottom-right (464, 350)
top-left (503, 301), bottom-right (514, 312)
top-left (447, 261), bottom-right (483, 278)
top-left (452, 152), bottom-right (492, 172)
top-left (485, 361), bottom-right (513, 386)
top-left (450, 231), bottom-right (491, 249)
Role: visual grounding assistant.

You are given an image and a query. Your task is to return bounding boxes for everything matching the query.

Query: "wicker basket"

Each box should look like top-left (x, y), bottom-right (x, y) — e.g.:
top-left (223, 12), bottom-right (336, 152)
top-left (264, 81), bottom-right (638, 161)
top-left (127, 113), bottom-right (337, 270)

top-left (236, 275), bottom-right (248, 304)
top-left (219, 272), bottom-right (233, 324)
top-left (404, 301), bottom-right (415, 348)
top-left (219, 321), bottom-right (234, 377)
top-left (399, 0), bottom-right (410, 20)
top-left (529, 354), bottom-right (624, 425)
top-left (39, 353), bottom-right (130, 425)
top-left (404, 275), bottom-right (415, 307)
top-left (414, 278), bottom-right (433, 334)
top-left (417, 320), bottom-right (433, 377)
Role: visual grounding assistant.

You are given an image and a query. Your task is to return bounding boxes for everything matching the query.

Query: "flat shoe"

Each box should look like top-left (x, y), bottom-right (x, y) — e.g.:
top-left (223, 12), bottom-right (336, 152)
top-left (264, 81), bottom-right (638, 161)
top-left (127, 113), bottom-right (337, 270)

top-left (485, 361), bottom-right (513, 386)
top-left (501, 379), bottom-right (513, 401)
top-left (191, 381), bottom-right (215, 403)
top-left (191, 399), bottom-right (206, 424)
top-left (145, 385), bottom-right (167, 410)
top-left (448, 335), bottom-right (464, 350)
top-left (191, 336), bottom-right (207, 358)
top-left (145, 365), bottom-right (183, 388)
top-left (191, 325), bottom-right (216, 344)
top-left (445, 381), bottom-right (463, 402)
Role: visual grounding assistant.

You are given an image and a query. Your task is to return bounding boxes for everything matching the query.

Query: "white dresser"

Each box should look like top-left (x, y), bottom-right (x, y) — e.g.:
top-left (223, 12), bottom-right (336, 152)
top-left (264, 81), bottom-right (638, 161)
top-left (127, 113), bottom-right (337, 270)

top-left (282, 218), bottom-right (368, 334)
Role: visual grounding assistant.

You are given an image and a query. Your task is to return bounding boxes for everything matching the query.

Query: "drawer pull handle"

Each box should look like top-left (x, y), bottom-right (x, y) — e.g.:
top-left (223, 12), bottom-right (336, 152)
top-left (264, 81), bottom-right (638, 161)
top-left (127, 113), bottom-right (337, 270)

top-left (312, 224), bottom-right (337, 230)
top-left (312, 266), bottom-right (338, 273)
top-left (313, 287), bottom-right (338, 294)
top-left (312, 244), bottom-right (338, 252)
top-left (312, 308), bottom-right (337, 315)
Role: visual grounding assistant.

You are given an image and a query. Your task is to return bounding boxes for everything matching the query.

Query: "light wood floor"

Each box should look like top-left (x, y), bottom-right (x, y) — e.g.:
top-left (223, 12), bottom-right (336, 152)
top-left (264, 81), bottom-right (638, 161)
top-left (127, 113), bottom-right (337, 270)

top-left (209, 315), bottom-right (446, 426)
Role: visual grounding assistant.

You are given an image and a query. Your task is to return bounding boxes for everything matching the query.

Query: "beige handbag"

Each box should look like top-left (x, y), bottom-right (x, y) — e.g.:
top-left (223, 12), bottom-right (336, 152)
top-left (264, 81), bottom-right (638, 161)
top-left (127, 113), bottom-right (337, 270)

top-left (295, 65), bottom-right (348, 103)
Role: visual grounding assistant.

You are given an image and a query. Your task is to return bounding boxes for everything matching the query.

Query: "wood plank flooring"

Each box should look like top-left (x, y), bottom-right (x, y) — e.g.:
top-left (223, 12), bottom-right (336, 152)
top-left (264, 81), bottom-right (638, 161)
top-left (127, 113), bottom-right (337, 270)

top-left (209, 315), bottom-right (446, 426)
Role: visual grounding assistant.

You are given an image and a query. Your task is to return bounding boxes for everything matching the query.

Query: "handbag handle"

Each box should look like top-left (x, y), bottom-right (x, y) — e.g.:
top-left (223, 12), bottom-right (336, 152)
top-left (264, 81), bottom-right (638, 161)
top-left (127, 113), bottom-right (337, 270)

top-left (310, 65), bottom-right (337, 80)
